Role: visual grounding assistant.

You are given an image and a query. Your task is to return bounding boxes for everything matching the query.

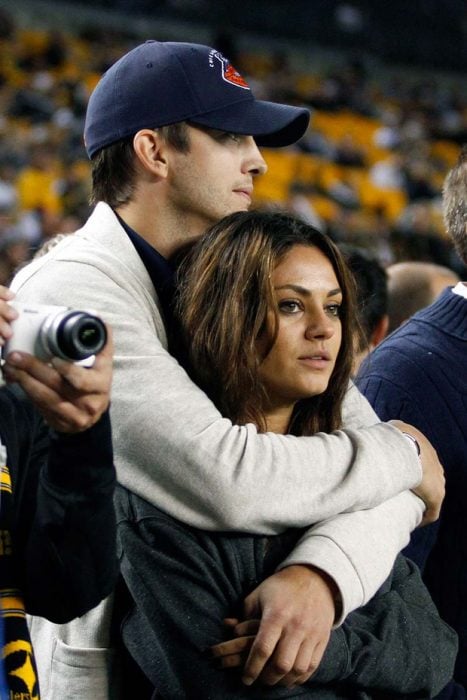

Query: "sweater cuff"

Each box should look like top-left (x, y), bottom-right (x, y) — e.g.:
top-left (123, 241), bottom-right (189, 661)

top-left (275, 534), bottom-right (364, 626)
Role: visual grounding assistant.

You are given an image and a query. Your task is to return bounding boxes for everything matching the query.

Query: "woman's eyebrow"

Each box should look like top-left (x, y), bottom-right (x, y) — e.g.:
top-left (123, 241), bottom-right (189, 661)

top-left (274, 284), bottom-right (342, 298)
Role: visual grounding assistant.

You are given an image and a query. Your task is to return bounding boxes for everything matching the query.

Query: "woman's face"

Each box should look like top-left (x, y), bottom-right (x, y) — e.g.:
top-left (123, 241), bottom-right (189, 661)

top-left (258, 244), bottom-right (343, 422)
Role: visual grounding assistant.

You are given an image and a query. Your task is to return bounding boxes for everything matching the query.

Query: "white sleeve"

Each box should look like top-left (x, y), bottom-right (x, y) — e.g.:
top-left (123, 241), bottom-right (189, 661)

top-left (273, 382), bottom-right (424, 620)
top-left (277, 491), bottom-right (424, 621)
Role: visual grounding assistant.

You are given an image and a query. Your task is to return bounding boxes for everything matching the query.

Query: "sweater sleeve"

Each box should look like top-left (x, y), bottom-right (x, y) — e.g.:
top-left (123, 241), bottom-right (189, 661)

top-left (275, 383), bottom-right (426, 618)
top-left (277, 491), bottom-right (424, 620)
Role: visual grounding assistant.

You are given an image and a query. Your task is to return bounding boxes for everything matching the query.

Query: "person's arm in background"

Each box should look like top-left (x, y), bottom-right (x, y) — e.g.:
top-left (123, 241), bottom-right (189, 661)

top-left (0, 288), bottom-right (117, 622)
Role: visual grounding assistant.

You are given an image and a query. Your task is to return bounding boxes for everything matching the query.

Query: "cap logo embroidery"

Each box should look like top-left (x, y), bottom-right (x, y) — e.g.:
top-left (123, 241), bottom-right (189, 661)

top-left (209, 50), bottom-right (250, 90)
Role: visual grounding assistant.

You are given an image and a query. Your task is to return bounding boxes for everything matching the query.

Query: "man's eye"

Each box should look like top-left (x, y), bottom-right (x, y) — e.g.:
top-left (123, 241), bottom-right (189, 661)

top-left (326, 304), bottom-right (341, 317)
top-left (220, 132), bottom-right (241, 143)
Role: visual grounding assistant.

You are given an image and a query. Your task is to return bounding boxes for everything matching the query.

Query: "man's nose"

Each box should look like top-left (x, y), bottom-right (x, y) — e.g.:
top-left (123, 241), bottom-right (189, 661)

top-left (244, 137), bottom-right (268, 176)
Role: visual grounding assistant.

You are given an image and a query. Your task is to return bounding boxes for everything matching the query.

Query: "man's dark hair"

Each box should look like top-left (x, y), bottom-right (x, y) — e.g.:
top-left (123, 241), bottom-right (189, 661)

top-left (90, 122), bottom-right (190, 208)
top-left (443, 144), bottom-right (467, 265)
top-left (339, 245), bottom-right (388, 351)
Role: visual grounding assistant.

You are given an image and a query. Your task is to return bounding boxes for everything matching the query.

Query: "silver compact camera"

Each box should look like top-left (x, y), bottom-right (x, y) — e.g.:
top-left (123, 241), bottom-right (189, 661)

top-left (3, 302), bottom-right (107, 362)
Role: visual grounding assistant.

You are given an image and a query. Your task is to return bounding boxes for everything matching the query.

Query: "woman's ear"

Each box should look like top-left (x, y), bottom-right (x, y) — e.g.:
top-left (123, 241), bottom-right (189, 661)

top-left (133, 129), bottom-right (168, 178)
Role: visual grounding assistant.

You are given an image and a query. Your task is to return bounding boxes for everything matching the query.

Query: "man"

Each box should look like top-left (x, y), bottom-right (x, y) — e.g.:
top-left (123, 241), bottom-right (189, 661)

top-left (339, 245), bottom-right (389, 374)
top-left (386, 260), bottom-right (460, 333)
top-left (357, 146), bottom-right (467, 695)
top-left (11, 40), bottom-right (444, 696)
top-left (0, 286), bottom-right (116, 697)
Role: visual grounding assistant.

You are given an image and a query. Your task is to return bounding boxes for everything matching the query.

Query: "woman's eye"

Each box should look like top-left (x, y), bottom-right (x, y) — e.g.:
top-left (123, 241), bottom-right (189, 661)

top-left (326, 303), bottom-right (341, 317)
top-left (279, 300), bottom-right (301, 314)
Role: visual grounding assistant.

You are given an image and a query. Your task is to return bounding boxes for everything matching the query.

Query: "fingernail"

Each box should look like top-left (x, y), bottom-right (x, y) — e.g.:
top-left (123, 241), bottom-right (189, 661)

top-left (242, 677), bottom-right (254, 686)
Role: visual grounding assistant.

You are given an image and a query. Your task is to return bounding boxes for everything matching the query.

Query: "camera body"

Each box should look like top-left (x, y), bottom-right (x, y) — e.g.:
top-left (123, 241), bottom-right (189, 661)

top-left (3, 302), bottom-right (107, 362)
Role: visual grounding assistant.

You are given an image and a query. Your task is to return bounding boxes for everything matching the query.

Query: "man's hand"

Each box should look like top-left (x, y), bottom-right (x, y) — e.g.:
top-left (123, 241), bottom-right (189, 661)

top-left (3, 328), bottom-right (113, 433)
top-left (215, 564), bottom-right (336, 688)
top-left (390, 419), bottom-right (445, 526)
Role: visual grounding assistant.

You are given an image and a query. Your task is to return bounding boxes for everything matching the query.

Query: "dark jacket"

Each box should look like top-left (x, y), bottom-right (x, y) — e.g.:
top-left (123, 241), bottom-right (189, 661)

top-left (357, 288), bottom-right (467, 692)
top-left (0, 383), bottom-right (118, 623)
top-left (116, 487), bottom-right (457, 699)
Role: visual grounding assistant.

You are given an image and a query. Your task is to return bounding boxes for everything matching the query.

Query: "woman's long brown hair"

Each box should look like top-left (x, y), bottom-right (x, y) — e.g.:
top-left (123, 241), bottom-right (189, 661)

top-left (175, 211), bottom-right (359, 436)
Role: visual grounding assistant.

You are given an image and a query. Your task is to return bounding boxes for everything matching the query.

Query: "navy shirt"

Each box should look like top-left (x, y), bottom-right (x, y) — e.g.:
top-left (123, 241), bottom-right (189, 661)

top-left (117, 212), bottom-right (176, 314)
top-left (116, 213), bottom-right (188, 362)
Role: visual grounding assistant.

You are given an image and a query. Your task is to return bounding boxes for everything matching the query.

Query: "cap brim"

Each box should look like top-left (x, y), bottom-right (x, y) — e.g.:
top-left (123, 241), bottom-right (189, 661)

top-left (190, 99), bottom-right (310, 148)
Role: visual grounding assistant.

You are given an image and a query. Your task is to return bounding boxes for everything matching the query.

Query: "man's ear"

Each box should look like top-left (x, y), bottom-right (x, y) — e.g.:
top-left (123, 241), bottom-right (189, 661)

top-left (133, 129), bottom-right (168, 178)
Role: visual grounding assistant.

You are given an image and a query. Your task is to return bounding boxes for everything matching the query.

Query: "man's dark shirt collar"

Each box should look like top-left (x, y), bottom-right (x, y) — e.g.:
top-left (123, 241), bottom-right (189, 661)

top-left (116, 213), bottom-right (176, 325)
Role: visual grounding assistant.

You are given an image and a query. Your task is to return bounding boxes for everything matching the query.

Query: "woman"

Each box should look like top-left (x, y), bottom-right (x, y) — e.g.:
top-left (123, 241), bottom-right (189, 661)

top-left (116, 211), bottom-right (456, 698)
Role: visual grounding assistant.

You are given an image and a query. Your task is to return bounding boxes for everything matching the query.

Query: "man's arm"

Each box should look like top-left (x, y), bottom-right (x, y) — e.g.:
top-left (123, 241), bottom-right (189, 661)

top-left (1, 316), bottom-right (118, 622)
top-left (11, 257), bottom-right (428, 532)
top-left (10, 256), bottom-right (444, 628)
top-left (212, 555), bottom-right (458, 697)
top-left (216, 489), bottom-right (425, 687)
top-left (206, 385), bottom-right (441, 686)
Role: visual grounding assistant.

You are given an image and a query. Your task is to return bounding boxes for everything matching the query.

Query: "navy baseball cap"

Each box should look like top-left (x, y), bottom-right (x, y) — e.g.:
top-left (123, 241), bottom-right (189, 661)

top-left (84, 40), bottom-right (310, 158)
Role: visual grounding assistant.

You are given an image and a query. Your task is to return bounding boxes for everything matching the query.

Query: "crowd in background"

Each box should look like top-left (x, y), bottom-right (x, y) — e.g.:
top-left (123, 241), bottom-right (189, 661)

top-left (0, 5), bottom-right (465, 286)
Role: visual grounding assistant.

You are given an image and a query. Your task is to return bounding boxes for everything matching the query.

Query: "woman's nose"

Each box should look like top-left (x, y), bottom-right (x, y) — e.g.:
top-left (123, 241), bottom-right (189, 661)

top-left (304, 311), bottom-right (335, 340)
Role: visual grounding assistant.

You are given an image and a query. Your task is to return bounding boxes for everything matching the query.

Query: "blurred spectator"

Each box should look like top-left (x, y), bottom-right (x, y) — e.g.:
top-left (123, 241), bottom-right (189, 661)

top-left (0, 164), bottom-right (18, 215)
top-left (403, 160), bottom-right (438, 202)
top-left (0, 228), bottom-right (31, 286)
top-left (328, 172), bottom-right (361, 209)
top-left (15, 143), bottom-right (62, 218)
top-left (334, 133), bottom-right (366, 167)
top-left (357, 145), bottom-right (467, 694)
top-left (386, 261), bottom-right (460, 333)
top-left (391, 202), bottom-right (456, 267)
top-left (286, 182), bottom-right (325, 232)
top-left (340, 244), bottom-right (389, 374)
top-left (370, 153), bottom-right (405, 190)
top-left (297, 127), bottom-right (334, 158)
top-left (373, 107), bottom-right (402, 150)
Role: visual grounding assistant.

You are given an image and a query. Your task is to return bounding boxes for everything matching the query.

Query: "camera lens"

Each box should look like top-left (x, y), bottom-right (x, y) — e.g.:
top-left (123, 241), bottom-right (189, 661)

top-left (76, 322), bottom-right (102, 349)
top-left (42, 311), bottom-right (107, 361)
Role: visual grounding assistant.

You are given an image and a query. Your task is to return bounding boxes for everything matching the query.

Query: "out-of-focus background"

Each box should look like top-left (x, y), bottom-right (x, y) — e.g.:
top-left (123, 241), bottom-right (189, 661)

top-left (0, 0), bottom-right (465, 283)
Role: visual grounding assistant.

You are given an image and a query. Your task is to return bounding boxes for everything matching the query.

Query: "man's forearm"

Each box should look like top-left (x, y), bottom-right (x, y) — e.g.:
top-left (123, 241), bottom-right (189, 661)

top-left (276, 490), bottom-right (424, 620)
